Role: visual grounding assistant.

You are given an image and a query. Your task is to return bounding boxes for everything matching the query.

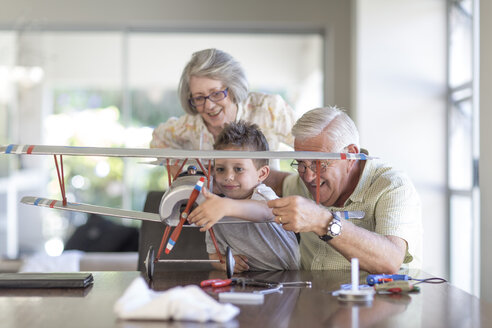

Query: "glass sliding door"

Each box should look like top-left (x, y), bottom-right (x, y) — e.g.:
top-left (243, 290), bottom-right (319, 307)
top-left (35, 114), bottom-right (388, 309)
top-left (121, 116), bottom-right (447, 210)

top-left (1, 29), bottom-right (323, 257)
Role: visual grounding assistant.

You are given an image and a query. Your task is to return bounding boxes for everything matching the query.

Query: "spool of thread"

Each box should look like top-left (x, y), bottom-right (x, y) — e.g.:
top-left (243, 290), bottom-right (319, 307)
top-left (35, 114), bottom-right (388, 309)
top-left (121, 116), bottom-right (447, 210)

top-left (337, 257), bottom-right (374, 302)
top-left (351, 258), bottom-right (359, 291)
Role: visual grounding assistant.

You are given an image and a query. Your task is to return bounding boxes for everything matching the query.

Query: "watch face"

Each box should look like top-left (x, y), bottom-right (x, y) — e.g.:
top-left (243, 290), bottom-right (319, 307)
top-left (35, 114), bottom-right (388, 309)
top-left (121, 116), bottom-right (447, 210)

top-left (330, 224), bottom-right (341, 235)
top-left (320, 214), bottom-right (342, 242)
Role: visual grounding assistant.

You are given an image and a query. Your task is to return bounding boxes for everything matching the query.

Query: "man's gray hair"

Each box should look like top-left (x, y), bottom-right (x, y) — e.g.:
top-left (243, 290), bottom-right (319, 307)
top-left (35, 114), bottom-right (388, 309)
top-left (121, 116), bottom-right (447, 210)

top-left (178, 48), bottom-right (249, 115)
top-left (292, 106), bottom-right (360, 151)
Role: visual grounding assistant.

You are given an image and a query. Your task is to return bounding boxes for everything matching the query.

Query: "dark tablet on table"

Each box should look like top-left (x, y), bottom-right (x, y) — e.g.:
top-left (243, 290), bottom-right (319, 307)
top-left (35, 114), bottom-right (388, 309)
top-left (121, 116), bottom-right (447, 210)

top-left (0, 272), bottom-right (94, 288)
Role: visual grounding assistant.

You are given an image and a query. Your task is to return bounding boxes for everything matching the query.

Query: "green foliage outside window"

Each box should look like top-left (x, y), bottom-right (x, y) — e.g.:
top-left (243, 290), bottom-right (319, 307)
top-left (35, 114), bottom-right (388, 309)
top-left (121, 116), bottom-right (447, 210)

top-left (48, 88), bottom-right (182, 228)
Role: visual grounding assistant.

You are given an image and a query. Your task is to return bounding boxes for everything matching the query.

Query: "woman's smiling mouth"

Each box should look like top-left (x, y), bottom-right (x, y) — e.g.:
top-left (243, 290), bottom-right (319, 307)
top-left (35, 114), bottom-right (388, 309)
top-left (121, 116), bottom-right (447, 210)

top-left (207, 108), bottom-right (223, 117)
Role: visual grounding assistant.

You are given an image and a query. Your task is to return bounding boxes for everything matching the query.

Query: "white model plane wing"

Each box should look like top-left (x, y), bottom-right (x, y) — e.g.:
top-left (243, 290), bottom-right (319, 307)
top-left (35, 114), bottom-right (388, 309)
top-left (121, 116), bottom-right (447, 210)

top-left (21, 196), bottom-right (266, 226)
top-left (21, 196), bottom-right (162, 223)
top-left (1, 144), bottom-right (374, 160)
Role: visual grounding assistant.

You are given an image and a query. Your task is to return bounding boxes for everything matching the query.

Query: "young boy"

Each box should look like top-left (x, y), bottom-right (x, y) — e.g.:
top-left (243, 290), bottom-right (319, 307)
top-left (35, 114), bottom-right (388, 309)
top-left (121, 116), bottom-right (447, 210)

top-left (187, 120), bottom-right (300, 272)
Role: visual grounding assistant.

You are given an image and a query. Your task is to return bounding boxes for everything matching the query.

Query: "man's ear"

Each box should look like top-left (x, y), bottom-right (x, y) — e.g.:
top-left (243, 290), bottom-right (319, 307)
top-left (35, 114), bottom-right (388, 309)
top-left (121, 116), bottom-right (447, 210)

top-left (257, 165), bottom-right (270, 183)
top-left (344, 144), bottom-right (360, 171)
top-left (345, 144), bottom-right (359, 154)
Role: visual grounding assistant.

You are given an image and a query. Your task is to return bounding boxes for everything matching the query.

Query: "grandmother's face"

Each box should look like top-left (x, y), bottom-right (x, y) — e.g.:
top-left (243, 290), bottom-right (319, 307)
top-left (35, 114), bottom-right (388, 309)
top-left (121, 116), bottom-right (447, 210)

top-left (189, 76), bottom-right (237, 137)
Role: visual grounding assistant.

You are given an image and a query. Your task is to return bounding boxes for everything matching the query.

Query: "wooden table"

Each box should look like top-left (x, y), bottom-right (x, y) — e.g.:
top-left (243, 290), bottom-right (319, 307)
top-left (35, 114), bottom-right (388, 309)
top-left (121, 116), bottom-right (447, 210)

top-left (0, 269), bottom-right (491, 327)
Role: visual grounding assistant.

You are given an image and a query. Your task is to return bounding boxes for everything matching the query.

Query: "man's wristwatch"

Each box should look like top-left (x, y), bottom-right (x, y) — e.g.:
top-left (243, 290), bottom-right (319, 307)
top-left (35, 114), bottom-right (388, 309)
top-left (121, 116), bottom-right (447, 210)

top-left (319, 212), bottom-right (342, 242)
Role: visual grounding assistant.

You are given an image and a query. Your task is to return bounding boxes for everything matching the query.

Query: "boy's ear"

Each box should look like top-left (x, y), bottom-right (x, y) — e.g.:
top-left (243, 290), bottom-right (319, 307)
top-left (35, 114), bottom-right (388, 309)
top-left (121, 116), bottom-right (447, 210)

top-left (257, 165), bottom-right (270, 183)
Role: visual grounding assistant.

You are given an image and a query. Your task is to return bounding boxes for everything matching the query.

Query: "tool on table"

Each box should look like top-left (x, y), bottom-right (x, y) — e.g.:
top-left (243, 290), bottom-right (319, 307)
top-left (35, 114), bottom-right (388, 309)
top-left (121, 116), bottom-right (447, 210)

top-left (366, 274), bottom-right (447, 286)
top-left (200, 277), bottom-right (312, 296)
top-left (366, 274), bottom-right (410, 285)
top-left (201, 277), bottom-right (282, 301)
top-left (280, 281), bottom-right (313, 288)
top-left (253, 285), bottom-right (283, 295)
top-left (373, 280), bottom-right (420, 293)
top-left (201, 277), bottom-right (280, 289)
top-left (203, 277), bottom-right (312, 305)
top-left (201, 278), bottom-right (312, 288)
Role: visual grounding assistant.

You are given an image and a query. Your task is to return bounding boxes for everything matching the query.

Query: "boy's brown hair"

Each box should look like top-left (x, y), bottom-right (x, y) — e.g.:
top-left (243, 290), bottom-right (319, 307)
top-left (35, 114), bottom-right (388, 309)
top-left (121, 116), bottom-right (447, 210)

top-left (214, 120), bottom-right (269, 168)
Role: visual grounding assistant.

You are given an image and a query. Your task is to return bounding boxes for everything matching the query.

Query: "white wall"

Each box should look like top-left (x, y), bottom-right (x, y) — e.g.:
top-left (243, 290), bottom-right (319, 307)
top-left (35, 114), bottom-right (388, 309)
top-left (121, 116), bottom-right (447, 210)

top-left (355, 1), bottom-right (447, 277)
top-left (480, 0), bottom-right (492, 304)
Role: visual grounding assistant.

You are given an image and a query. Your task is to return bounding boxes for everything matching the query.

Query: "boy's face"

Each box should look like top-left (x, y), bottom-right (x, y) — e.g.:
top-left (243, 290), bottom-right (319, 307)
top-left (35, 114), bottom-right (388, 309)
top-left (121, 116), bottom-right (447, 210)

top-left (214, 147), bottom-right (268, 199)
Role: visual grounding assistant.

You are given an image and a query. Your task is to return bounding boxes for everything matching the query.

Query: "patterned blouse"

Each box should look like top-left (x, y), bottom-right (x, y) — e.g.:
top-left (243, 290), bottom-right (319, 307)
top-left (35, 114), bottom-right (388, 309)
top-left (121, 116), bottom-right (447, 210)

top-left (150, 92), bottom-right (296, 152)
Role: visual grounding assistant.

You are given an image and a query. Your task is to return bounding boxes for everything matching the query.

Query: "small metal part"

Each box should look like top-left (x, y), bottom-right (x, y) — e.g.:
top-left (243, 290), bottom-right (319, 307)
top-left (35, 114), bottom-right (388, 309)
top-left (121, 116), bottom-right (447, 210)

top-left (226, 247), bottom-right (235, 279)
top-left (156, 259), bottom-right (220, 263)
top-left (254, 284), bottom-right (283, 295)
top-left (281, 281), bottom-right (312, 288)
top-left (219, 292), bottom-right (264, 305)
top-left (144, 246), bottom-right (155, 280)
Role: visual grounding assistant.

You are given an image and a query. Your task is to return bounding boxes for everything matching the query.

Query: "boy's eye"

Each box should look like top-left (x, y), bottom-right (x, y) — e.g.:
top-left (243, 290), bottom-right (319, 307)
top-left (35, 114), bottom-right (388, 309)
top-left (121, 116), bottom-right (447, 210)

top-left (234, 167), bottom-right (244, 173)
top-left (215, 167), bottom-right (224, 173)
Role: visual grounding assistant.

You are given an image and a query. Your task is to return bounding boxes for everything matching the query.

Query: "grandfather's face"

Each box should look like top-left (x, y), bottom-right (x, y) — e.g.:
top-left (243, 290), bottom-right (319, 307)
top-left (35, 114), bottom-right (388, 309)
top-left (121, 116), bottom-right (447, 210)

top-left (189, 76), bottom-right (237, 136)
top-left (294, 132), bottom-right (352, 207)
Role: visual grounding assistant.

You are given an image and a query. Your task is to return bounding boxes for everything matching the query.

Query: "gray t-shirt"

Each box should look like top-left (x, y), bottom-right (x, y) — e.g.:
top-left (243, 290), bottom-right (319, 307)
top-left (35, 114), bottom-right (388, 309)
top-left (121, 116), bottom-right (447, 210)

top-left (205, 184), bottom-right (300, 271)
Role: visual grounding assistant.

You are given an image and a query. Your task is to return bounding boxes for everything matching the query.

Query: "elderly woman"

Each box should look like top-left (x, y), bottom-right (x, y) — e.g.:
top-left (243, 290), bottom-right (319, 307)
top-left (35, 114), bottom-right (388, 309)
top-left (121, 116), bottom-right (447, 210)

top-left (150, 48), bottom-right (296, 155)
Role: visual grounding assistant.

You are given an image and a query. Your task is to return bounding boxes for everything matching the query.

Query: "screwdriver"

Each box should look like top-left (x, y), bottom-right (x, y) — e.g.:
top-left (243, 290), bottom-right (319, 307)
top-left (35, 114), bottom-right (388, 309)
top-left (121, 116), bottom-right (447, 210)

top-left (366, 274), bottom-right (410, 286)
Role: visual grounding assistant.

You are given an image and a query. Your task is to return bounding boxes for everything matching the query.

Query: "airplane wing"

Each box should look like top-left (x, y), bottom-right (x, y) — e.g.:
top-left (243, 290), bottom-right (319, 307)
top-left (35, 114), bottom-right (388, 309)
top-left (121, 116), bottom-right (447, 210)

top-left (21, 196), bottom-right (162, 223)
top-left (21, 196), bottom-right (266, 226)
top-left (1, 144), bottom-right (375, 160)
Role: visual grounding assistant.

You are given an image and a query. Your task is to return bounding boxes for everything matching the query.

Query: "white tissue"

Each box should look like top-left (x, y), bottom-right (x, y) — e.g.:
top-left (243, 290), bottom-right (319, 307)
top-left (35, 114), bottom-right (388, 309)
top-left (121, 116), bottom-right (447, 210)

top-left (114, 277), bottom-right (240, 323)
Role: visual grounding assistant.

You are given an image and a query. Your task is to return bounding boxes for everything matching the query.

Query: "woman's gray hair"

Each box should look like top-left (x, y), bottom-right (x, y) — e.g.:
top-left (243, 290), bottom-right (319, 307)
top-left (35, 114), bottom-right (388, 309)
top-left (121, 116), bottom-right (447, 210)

top-left (292, 106), bottom-right (360, 151)
top-left (178, 48), bottom-right (249, 115)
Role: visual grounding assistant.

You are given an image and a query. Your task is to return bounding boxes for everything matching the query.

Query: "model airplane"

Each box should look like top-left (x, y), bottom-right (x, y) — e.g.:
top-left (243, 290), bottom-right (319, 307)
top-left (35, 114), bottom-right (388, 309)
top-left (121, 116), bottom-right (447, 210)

top-left (1, 144), bottom-right (373, 279)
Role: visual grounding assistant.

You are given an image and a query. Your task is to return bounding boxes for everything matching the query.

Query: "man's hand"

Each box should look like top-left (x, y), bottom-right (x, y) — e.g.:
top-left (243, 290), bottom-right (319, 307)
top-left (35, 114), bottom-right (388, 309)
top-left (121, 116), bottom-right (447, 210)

top-left (210, 253), bottom-right (250, 273)
top-left (267, 195), bottom-right (331, 235)
top-left (269, 196), bottom-right (408, 274)
top-left (188, 188), bottom-right (231, 231)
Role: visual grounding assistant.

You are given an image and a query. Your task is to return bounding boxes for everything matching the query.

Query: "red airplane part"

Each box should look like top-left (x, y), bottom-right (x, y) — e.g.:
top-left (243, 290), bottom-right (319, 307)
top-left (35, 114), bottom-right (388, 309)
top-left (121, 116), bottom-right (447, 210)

top-left (165, 176), bottom-right (205, 254)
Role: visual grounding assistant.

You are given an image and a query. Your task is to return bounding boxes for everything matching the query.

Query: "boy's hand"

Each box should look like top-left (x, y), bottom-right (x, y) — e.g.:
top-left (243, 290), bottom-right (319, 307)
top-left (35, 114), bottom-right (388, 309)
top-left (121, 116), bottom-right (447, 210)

top-left (188, 187), bottom-right (231, 231)
top-left (210, 253), bottom-right (249, 273)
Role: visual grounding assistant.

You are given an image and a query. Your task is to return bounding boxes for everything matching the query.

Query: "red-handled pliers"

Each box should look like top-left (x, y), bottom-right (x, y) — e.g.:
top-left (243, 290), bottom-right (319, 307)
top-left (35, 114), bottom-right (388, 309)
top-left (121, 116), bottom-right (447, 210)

top-left (200, 278), bottom-right (237, 288)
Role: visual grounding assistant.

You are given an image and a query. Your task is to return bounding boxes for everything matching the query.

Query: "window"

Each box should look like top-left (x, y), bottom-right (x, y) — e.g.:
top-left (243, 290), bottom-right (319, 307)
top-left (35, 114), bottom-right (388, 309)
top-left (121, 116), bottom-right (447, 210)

top-left (0, 30), bottom-right (323, 257)
top-left (447, 0), bottom-right (479, 295)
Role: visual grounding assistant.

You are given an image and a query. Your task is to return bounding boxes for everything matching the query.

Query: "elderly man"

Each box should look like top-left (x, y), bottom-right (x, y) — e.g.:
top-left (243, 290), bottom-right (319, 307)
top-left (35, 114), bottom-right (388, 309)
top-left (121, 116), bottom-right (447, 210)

top-left (268, 107), bottom-right (422, 273)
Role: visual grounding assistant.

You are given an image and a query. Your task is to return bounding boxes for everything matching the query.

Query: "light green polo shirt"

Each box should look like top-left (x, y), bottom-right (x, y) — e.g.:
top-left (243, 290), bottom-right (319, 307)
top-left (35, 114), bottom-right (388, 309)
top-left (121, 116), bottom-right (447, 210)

top-left (283, 158), bottom-right (422, 271)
